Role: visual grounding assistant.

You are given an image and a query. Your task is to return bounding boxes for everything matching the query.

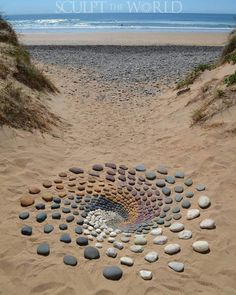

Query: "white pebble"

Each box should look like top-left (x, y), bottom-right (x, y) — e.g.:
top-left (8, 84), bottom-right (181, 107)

top-left (120, 257), bottom-right (134, 266)
top-left (139, 270), bottom-right (153, 280)
top-left (187, 209), bottom-right (200, 220)
top-left (169, 223), bottom-right (184, 232)
top-left (198, 195), bottom-right (211, 209)
top-left (153, 235), bottom-right (168, 245)
top-left (150, 228), bottom-right (163, 236)
top-left (200, 219), bottom-right (215, 229)
top-left (192, 240), bottom-right (209, 253)
top-left (164, 244), bottom-right (181, 255)
top-left (144, 251), bottom-right (159, 263)
top-left (178, 230), bottom-right (192, 240)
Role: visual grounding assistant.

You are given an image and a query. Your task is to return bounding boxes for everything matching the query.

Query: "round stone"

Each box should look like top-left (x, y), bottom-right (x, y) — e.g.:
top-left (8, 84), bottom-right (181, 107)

top-left (44, 224), bottom-right (54, 233)
top-left (184, 179), bottom-right (193, 186)
top-left (77, 218), bottom-right (84, 225)
top-left (69, 167), bottom-right (84, 174)
top-left (35, 203), bottom-right (45, 210)
top-left (172, 207), bottom-right (180, 214)
top-left (130, 245), bottom-right (144, 253)
top-left (182, 200), bottom-right (191, 209)
top-left (103, 266), bottom-right (123, 281)
top-left (37, 243), bottom-right (50, 256)
top-left (165, 176), bottom-right (175, 184)
top-left (134, 236), bottom-right (147, 245)
top-left (175, 195), bottom-right (183, 202)
top-left (92, 164), bottom-right (103, 171)
top-left (59, 223), bottom-right (68, 230)
top-left (43, 180), bottom-right (52, 188)
top-left (42, 195), bottom-right (53, 202)
top-left (20, 196), bottom-right (34, 207)
top-left (106, 248), bottom-right (117, 258)
top-left (60, 233), bottom-right (71, 243)
top-left (157, 165), bottom-right (168, 175)
top-left (113, 241), bottom-right (124, 250)
top-left (178, 230), bottom-right (192, 240)
top-left (168, 261), bottom-right (184, 272)
top-left (173, 213), bottom-right (182, 220)
top-left (95, 243), bottom-right (103, 249)
top-left (198, 196), bottom-right (211, 209)
top-left (170, 223), bottom-right (184, 232)
top-left (145, 171), bottom-right (156, 181)
top-left (164, 244), bottom-right (181, 255)
top-left (153, 235), bottom-right (168, 245)
top-left (175, 171), bottom-right (185, 178)
top-left (187, 209), bottom-right (200, 220)
top-left (29, 187), bottom-right (41, 194)
top-left (75, 226), bottom-right (83, 234)
top-left (196, 184), bottom-right (206, 191)
top-left (135, 164), bottom-right (146, 172)
top-left (62, 207), bottom-right (71, 214)
top-left (21, 225), bottom-right (32, 236)
top-left (36, 212), bottom-right (47, 223)
top-left (156, 179), bottom-right (166, 187)
top-left (162, 187), bottom-right (171, 196)
top-left (186, 192), bottom-right (194, 198)
top-left (139, 270), bottom-right (153, 280)
top-left (192, 241), bottom-right (209, 253)
top-left (51, 203), bottom-right (60, 209)
top-left (84, 246), bottom-right (100, 259)
top-left (200, 219), bottom-right (216, 229)
top-left (174, 186), bottom-right (184, 193)
top-left (120, 257), bottom-right (134, 266)
top-left (144, 251), bottom-right (158, 263)
top-left (52, 212), bottom-right (61, 219)
top-left (19, 212), bottom-right (29, 220)
top-left (150, 228), bottom-right (163, 236)
top-left (63, 255), bottom-right (77, 266)
top-left (76, 236), bottom-right (88, 246)
top-left (66, 215), bottom-right (75, 223)
top-left (121, 236), bottom-right (130, 243)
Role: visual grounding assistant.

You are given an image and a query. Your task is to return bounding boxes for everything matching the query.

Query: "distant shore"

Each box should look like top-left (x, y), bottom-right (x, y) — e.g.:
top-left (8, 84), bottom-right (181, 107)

top-left (20, 31), bottom-right (228, 46)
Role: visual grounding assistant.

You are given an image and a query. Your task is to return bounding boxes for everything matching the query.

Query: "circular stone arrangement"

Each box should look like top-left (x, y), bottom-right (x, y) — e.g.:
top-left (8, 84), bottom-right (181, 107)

top-left (18, 163), bottom-right (216, 280)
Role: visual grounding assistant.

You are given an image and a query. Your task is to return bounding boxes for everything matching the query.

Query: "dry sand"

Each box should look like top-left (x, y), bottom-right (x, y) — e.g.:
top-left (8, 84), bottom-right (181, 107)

top-left (0, 50), bottom-right (236, 295)
top-left (20, 31), bottom-right (228, 46)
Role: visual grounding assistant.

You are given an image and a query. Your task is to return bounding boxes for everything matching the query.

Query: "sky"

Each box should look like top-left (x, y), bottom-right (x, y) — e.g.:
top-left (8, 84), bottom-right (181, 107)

top-left (0, 0), bottom-right (236, 15)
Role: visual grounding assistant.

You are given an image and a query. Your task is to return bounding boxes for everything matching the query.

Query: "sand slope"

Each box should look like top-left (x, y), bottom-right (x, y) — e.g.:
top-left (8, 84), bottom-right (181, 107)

top-left (0, 62), bottom-right (236, 295)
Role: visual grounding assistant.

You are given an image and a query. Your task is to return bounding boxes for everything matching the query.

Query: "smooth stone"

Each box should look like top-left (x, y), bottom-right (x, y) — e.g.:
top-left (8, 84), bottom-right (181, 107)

top-left (75, 226), bottom-right (83, 234)
top-left (135, 164), bottom-right (146, 172)
top-left (63, 255), bottom-right (77, 266)
top-left (69, 167), bottom-right (84, 174)
top-left (175, 171), bottom-right (185, 178)
top-left (168, 261), bottom-right (184, 272)
top-left (20, 196), bottom-right (34, 207)
top-left (29, 187), bottom-right (41, 194)
top-left (42, 195), bottom-right (53, 202)
top-left (66, 215), bottom-right (75, 223)
top-left (134, 236), bottom-right (147, 245)
top-left (192, 241), bottom-right (209, 253)
top-left (52, 212), bottom-right (61, 219)
top-left (150, 228), bottom-right (163, 236)
top-left (200, 219), bottom-right (216, 229)
top-left (19, 212), bottom-right (29, 220)
top-left (182, 200), bottom-right (191, 209)
top-left (156, 179), bottom-right (166, 187)
top-left (103, 266), bottom-right (123, 281)
top-left (174, 186), bottom-right (184, 193)
top-left (44, 224), bottom-right (54, 233)
top-left (184, 179), bottom-right (193, 186)
top-left (92, 164), bottom-right (103, 171)
top-left (162, 187), bottom-right (171, 196)
top-left (76, 236), bottom-right (88, 246)
top-left (178, 230), bottom-right (192, 240)
top-left (153, 235), bottom-right (168, 245)
top-left (164, 244), bottom-right (181, 255)
top-left (37, 243), bottom-right (50, 256)
top-left (36, 212), bottom-right (47, 223)
top-left (163, 205), bottom-right (170, 212)
top-left (113, 241), bottom-right (124, 250)
top-left (21, 225), bottom-right (32, 236)
top-left (120, 257), bottom-right (134, 266)
top-left (59, 223), bottom-right (68, 230)
top-left (172, 207), bottom-right (180, 214)
top-left (165, 197), bottom-right (173, 204)
top-left (121, 236), bottom-right (130, 243)
top-left (43, 180), bottom-right (52, 188)
top-left (165, 176), bottom-right (175, 184)
top-left (51, 203), bottom-right (60, 209)
top-left (95, 243), bottom-right (103, 249)
top-left (196, 184), bottom-right (206, 191)
top-left (60, 233), bottom-right (71, 243)
top-left (198, 196), bottom-right (211, 209)
top-left (186, 191), bottom-right (194, 198)
top-left (77, 218), bottom-right (84, 225)
top-left (84, 246), bottom-right (100, 259)
top-left (139, 270), bottom-right (153, 280)
top-left (130, 245), bottom-right (144, 253)
top-left (145, 251), bottom-right (159, 263)
top-left (108, 237), bottom-right (115, 243)
top-left (35, 203), bottom-right (45, 210)
top-left (173, 213), bottom-right (182, 220)
top-left (106, 248), bottom-right (117, 258)
top-left (157, 165), bottom-right (168, 175)
top-left (169, 223), bottom-right (184, 232)
top-left (175, 195), bottom-right (183, 202)
top-left (62, 207), bottom-right (71, 214)
top-left (156, 218), bottom-right (165, 225)
top-left (187, 209), bottom-right (200, 220)
top-left (145, 171), bottom-right (156, 181)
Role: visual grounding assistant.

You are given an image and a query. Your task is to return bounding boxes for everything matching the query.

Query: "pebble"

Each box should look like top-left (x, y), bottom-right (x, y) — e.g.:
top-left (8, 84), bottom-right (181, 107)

top-left (103, 266), bottom-right (123, 280)
top-left (76, 236), bottom-right (88, 246)
top-left (52, 212), bottom-right (61, 219)
top-left (44, 224), bottom-right (54, 233)
top-left (153, 235), bottom-right (168, 245)
top-left (75, 226), bottom-right (83, 234)
top-left (84, 246), bottom-right (100, 259)
top-left (19, 212), bottom-right (29, 220)
top-left (200, 219), bottom-right (216, 229)
top-left (182, 200), bottom-right (191, 209)
top-left (35, 203), bottom-right (45, 210)
top-left (29, 187), bottom-right (41, 194)
top-left (178, 230), bottom-right (192, 240)
top-left (157, 165), bottom-right (168, 175)
top-left (37, 243), bottom-right (50, 256)
top-left (59, 223), bottom-right (68, 230)
top-left (175, 171), bottom-right (185, 178)
top-left (20, 196), bottom-right (34, 207)
top-left (42, 180), bottom-right (52, 188)
top-left (175, 195), bottom-right (183, 202)
top-left (106, 248), bottom-right (117, 258)
top-left (69, 167), bottom-right (84, 174)
top-left (169, 223), bottom-right (184, 232)
top-left (196, 184), bottom-right (206, 191)
top-left (60, 233), bottom-right (71, 243)
top-left (63, 255), bottom-right (78, 266)
top-left (175, 186), bottom-right (184, 193)
top-left (121, 236), bottom-right (130, 243)
top-left (21, 225), bottom-right (32, 236)
top-left (150, 228), bottom-right (163, 236)
top-left (187, 209), bottom-right (200, 220)
top-left (184, 179), bottom-right (193, 186)
top-left (164, 244), bottom-right (181, 255)
top-left (198, 195), bottom-right (211, 209)
top-left (144, 251), bottom-right (159, 263)
top-left (120, 257), bottom-right (134, 266)
top-left (145, 171), bottom-right (156, 180)
top-left (130, 245), bottom-right (144, 253)
top-left (135, 164), bottom-right (146, 172)
top-left (165, 176), bottom-right (175, 184)
top-left (36, 212), bottom-right (47, 223)
top-left (92, 164), bottom-right (103, 171)
top-left (156, 179), bottom-right (166, 187)
top-left (186, 191), bottom-right (194, 198)
top-left (162, 187), bottom-right (171, 196)
top-left (95, 243), bottom-right (103, 249)
top-left (134, 236), bottom-right (147, 245)
top-left (113, 241), bottom-right (124, 250)
top-left (42, 195), bottom-right (53, 202)
top-left (192, 241), bottom-right (209, 253)
top-left (168, 261), bottom-right (184, 272)
top-left (139, 270), bottom-right (153, 280)
top-left (66, 215), bottom-right (75, 223)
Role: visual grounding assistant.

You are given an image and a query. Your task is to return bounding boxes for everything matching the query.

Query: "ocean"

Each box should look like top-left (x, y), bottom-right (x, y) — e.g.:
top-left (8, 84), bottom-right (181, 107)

top-left (6, 13), bottom-right (236, 33)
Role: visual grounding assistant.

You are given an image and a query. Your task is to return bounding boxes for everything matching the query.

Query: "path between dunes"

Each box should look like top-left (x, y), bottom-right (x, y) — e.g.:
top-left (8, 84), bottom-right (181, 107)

top-left (0, 63), bottom-right (235, 295)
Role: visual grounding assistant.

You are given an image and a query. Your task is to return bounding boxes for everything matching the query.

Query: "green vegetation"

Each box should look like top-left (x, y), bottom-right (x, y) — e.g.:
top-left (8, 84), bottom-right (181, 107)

top-left (221, 30), bottom-right (236, 64)
top-left (224, 71), bottom-right (236, 87)
top-left (216, 89), bottom-right (225, 98)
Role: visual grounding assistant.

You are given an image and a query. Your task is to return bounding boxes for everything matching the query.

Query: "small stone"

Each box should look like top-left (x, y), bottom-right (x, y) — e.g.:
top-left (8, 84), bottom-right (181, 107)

top-left (75, 226), bottom-right (83, 234)
top-left (198, 196), bottom-right (211, 209)
top-left (52, 212), bottom-right (61, 219)
top-left (175, 171), bottom-right (185, 178)
top-left (172, 207), bottom-right (180, 214)
top-left (76, 236), bottom-right (88, 246)
top-left (35, 203), bottom-right (45, 210)
top-left (36, 212), bottom-right (47, 223)
top-left (156, 179), bottom-right (166, 187)
top-left (69, 167), bottom-right (84, 174)
top-left (200, 219), bottom-right (216, 229)
top-left (168, 261), bottom-right (184, 272)
top-left (192, 241), bottom-right (209, 253)
top-left (66, 215), bottom-right (75, 223)
top-left (19, 212), bottom-right (29, 220)
top-left (60, 233), bottom-right (71, 243)
top-left (174, 186), bottom-right (184, 193)
top-left (29, 187), bottom-right (41, 194)
top-left (144, 251), bottom-right (158, 263)
top-left (59, 223), bottom-right (68, 230)
top-left (175, 195), bottom-right (183, 202)
top-left (120, 257), bottom-right (134, 266)
top-left (165, 176), bottom-right (175, 184)
top-left (92, 164), bottom-right (103, 171)
top-left (178, 230), bottom-right (192, 240)
top-left (139, 270), bottom-right (153, 280)
top-left (20, 196), bottom-right (34, 207)
top-left (121, 236), bottom-right (130, 243)
top-left (37, 242), bottom-right (50, 256)
top-left (153, 235), bottom-right (168, 245)
top-left (130, 245), bottom-right (144, 253)
top-left (135, 164), bottom-right (146, 172)
top-left (21, 225), bottom-right (32, 236)
top-left (95, 243), bottom-right (103, 248)
top-left (162, 187), bottom-right (171, 196)
top-left (169, 223), bottom-right (184, 232)
top-left (187, 209), bottom-right (200, 220)
top-left (44, 224), bottom-right (54, 233)
top-left (134, 236), bottom-right (147, 245)
top-left (150, 228), bottom-right (163, 236)
top-left (184, 179), bottom-right (193, 186)
top-left (103, 266), bottom-right (123, 280)
top-left (84, 246), bottom-right (100, 259)
top-left (186, 191), bottom-right (194, 198)
top-left (42, 195), bottom-right (53, 202)
top-left (182, 200), bottom-right (191, 209)
top-left (196, 184), bottom-right (206, 191)
top-left (164, 244), bottom-right (181, 255)
top-left (77, 218), bottom-right (84, 225)
top-left (113, 241), bottom-right (124, 250)
top-left (145, 171), bottom-right (156, 181)
top-left (106, 248), bottom-right (117, 258)
top-left (63, 255), bottom-right (77, 266)
top-left (157, 165), bottom-right (168, 175)
top-left (42, 180), bottom-right (52, 188)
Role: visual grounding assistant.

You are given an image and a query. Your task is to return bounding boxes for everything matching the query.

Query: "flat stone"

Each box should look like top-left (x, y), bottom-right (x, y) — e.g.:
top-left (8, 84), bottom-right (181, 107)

top-left (130, 245), bottom-right (144, 253)
top-left (95, 243), bottom-right (103, 248)
top-left (113, 241), bottom-right (124, 250)
top-left (106, 248), bottom-right (117, 258)
top-left (35, 203), bottom-right (45, 210)
top-left (162, 187), bottom-right (171, 196)
top-left (173, 213), bottom-right (182, 220)
top-left (150, 228), bottom-right (163, 236)
top-left (196, 184), bottom-right (206, 191)
top-left (157, 165), bottom-right (168, 175)
top-left (44, 224), bottom-right (54, 233)
top-left (169, 222), bottom-right (184, 232)
top-left (52, 212), bottom-right (61, 219)
top-left (69, 167), bottom-right (84, 174)
top-left (92, 164), bottom-right (103, 171)
top-left (145, 251), bottom-right (159, 263)
top-left (184, 179), bottom-right (193, 186)
top-left (76, 236), bottom-right (88, 246)
top-left (120, 257), bottom-right (134, 266)
top-left (60, 233), bottom-right (71, 243)
top-left (63, 255), bottom-right (77, 266)
top-left (36, 212), bottom-right (47, 223)
top-left (198, 196), bottom-right (211, 209)
top-left (29, 187), bottom-right (41, 194)
top-left (42, 195), bottom-right (53, 202)
top-left (168, 261), bottom-right (184, 272)
top-left (77, 218), bottom-right (84, 225)
top-left (192, 241), bottom-right (209, 253)
top-left (62, 207), bottom-right (71, 214)
top-left (178, 230), bottom-right (192, 240)
top-left (42, 180), bottom-right (52, 188)
top-left (37, 242), bottom-right (50, 256)
top-left (187, 209), bottom-right (200, 220)
top-left (139, 270), bottom-right (153, 280)
top-left (75, 226), bottom-right (83, 234)
top-left (21, 225), bottom-right (32, 236)
top-left (175, 171), bottom-right (185, 178)
top-left (182, 200), bottom-right (191, 209)
top-left (103, 266), bottom-right (123, 280)
top-left (153, 235), bottom-right (168, 245)
top-left (172, 207), bottom-right (180, 214)
top-left (134, 236), bottom-right (147, 245)
top-left (51, 203), bottom-right (60, 209)
top-left (164, 244), bottom-right (181, 255)
top-left (59, 223), bottom-right (68, 230)
top-left (66, 215), bottom-right (75, 223)
top-left (19, 212), bottom-right (29, 220)
top-left (121, 236), bottom-right (130, 243)
top-left (200, 219), bottom-right (216, 229)
top-left (135, 164), bottom-right (146, 172)
top-left (156, 179), bottom-right (166, 187)
top-left (84, 246), bottom-right (100, 259)
top-left (175, 195), bottom-right (183, 202)
top-left (20, 196), bottom-right (34, 207)
top-left (145, 171), bottom-right (156, 180)
top-left (174, 186), bottom-right (184, 193)
top-left (186, 191), bottom-right (194, 198)
top-left (165, 176), bottom-right (175, 184)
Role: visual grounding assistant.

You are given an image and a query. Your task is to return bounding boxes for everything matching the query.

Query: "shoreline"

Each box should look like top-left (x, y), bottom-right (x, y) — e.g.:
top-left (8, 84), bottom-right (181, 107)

top-left (20, 31), bottom-right (228, 46)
